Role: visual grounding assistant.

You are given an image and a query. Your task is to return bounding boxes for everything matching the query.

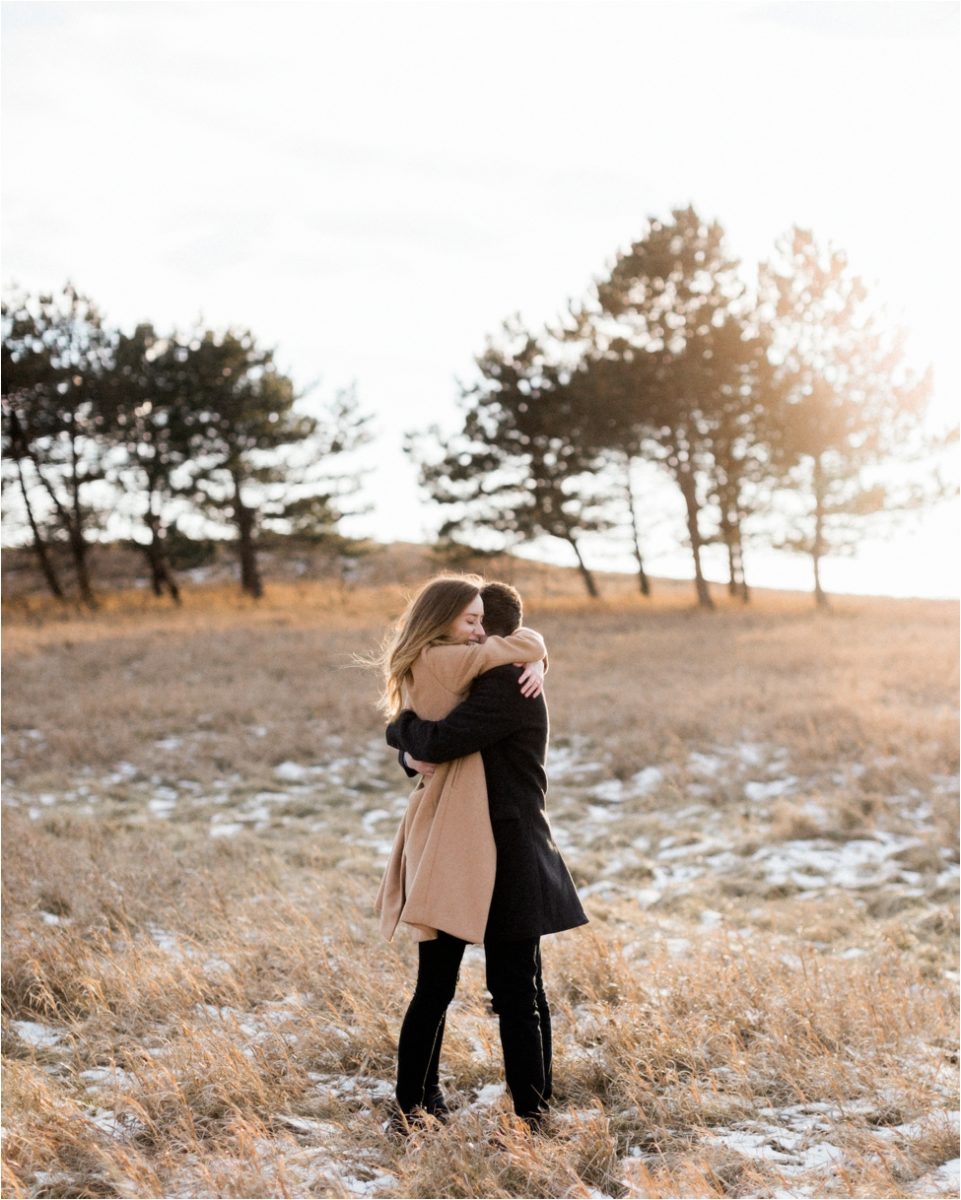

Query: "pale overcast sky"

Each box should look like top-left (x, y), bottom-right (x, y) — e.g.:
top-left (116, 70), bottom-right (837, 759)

top-left (2, 0), bottom-right (958, 597)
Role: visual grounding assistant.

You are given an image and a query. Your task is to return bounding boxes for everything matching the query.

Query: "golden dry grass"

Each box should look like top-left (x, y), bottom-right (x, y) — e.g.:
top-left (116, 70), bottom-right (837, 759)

top-left (2, 570), bottom-right (958, 1199)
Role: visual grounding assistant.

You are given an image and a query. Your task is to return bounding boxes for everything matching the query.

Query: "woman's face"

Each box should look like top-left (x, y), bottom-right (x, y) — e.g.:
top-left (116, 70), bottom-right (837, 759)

top-left (449, 594), bottom-right (484, 644)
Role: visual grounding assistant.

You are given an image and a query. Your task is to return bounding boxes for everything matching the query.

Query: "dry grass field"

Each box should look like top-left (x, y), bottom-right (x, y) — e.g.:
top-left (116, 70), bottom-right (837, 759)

top-left (2, 560), bottom-right (958, 1199)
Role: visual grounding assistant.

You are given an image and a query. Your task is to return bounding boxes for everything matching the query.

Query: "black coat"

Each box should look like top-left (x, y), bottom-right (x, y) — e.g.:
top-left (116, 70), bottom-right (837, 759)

top-left (387, 664), bottom-right (588, 943)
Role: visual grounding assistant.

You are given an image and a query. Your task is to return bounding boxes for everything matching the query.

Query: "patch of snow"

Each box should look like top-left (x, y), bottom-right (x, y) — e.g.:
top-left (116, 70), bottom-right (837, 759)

top-left (86, 1105), bottom-right (143, 1138)
top-left (309, 1072), bottom-right (394, 1101)
top-left (273, 1113), bottom-right (343, 1136)
top-left (209, 819), bottom-right (243, 838)
top-left (337, 1171), bottom-right (401, 1197)
top-left (585, 804), bottom-right (620, 824)
top-left (911, 1158), bottom-right (961, 1198)
top-left (706, 1117), bottom-right (847, 1181)
top-left (733, 741), bottom-right (767, 768)
top-left (274, 761), bottom-right (310, 783)
top-left (599, 851), bottom-right (641, 878)
top-left (154, 736), bottom-right (183, 751)
top-left (581, 880), bottom-right (621, 899)
top-left (251, 791), bottom-right (292, 806)
top-left (80, 1066), bottom-right (136, 1089)
top-left (650, 861), bottom-right (704, 888)
top-left (632, 766), bottom-right (664, 794)
top-left (703, 850), bottom-right (746, 873)
top-left (107, 761), bottom-right (139, 784)
top-left (745, 777), bottom-right (798, 802)
top-left (688, 751), bottom-right (725, 776)
top-left (547, 742), bottom-right (597, 780)
top-left (658, 838), bottom-right (718, 861)
top-left (592, 779), bottom-right (627, 803)
top-left (636, 888), bottom-right (662, 909)
top-left (11, 1019), bottom-right (63, 1048)
top-left (40, 910), bottom-right (69, 926)
top-left (147, 925), bottom-right (181, 953)
top-left (705, 1128), bottom-right (797, 1163)
top-left (671, 805), bottom-right (705, 821)
top-left (471, 1082), bottom-right (507, 1108)
top-left (792, 1141), bottom-right (845, 1171)
top-left (873, 1109), bottom-right (960, 1144)
top-left (752, 832), bottom-right (922, 892)
top-left (28, 1172), bottom-right (72, 1192)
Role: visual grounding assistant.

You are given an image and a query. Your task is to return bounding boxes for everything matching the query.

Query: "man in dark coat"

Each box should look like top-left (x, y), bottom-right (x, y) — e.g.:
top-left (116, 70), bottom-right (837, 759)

top-left (386, 581), bottom-right (587, 1129)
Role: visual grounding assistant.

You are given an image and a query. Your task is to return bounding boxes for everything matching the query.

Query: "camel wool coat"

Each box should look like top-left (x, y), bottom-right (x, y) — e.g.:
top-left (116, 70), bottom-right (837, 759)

top-left (374, 628), bottom-right (546, 944)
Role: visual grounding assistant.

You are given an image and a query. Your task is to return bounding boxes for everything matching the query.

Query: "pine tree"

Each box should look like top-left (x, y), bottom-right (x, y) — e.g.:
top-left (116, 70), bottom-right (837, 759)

top-left (409, 319), bottom-right (610, 598)
top-left (2, 285), bottom-right (114, 606)
top-left (759, 228), bottom-right (944, 607)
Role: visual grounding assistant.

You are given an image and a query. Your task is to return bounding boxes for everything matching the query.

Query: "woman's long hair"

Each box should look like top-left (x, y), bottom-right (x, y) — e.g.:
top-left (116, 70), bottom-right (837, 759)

top-left (377, 575), bottom-right (484, 718)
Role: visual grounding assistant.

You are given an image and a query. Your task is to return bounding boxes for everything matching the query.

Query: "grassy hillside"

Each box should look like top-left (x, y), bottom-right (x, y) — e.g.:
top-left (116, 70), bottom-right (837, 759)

top-left (2, 576), bottom-right (958, 1198)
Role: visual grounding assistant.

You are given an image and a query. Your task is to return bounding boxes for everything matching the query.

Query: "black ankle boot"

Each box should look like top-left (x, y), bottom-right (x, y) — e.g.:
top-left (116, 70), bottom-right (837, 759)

top-left (386, 1101), bottom-right (446, 1140)
top-left (423, 1085), bottom-right (450, 1122)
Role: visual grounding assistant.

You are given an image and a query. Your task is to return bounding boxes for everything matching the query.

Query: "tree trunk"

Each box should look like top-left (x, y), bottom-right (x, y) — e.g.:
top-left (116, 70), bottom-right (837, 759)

top-left (14, 452), bottom-right (65, 600)
top-left (144, 512), bottom-right (181, 604)
top-left (726, 509), bottom-right (750, 604)
top-left (720, 508), bottom-right (739, 597)
top-left (25, 440), bottom-right (96, 607)
top-left (736, 541), bottom-right (750, 603)
top-left (624, 457), bottom-right (650, 597)
top-left (812, 455), bottom-right (829, 609)
top-left (68, 526), bottom-right (96, 607)
top-left (233, 473), bottom-right (263, 598)
top-left (567, 535), bottom-right (600, 598)
top-left (677, 465), bottom-right (713, 609)
top-left (734, 515), bottom-right (749, 604)
top-left (66, 416), bottom-right (97, 607)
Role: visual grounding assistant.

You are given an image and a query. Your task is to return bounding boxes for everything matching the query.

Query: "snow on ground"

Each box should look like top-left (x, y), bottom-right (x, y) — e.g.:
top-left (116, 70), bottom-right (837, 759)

top-left (912, 1158), bottom-right (961, 1198)
top-left (6, 732), bottom-right (957, 1197)
top-left (698, 1106), bottom-right (960, 1198)
top-left (751, 831), bottom-right (924, 891)
top-left (6, 734), bottom-right (958, 921)
top-left (11, 1019), bottom-right (64, 1048)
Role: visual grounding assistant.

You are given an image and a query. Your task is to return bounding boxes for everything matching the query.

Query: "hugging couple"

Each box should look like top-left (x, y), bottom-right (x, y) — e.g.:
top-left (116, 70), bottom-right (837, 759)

top-left (373, 574), bottom-right (587, 1136)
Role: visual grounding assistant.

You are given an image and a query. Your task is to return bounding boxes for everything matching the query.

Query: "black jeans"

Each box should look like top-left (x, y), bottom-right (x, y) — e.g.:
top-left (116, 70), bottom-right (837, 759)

top-left (396, 931), bottom-right (552, 1120)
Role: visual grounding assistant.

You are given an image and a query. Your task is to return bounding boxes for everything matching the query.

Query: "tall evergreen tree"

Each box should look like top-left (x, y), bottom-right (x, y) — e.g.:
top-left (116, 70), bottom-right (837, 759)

top-left (759, 228), bottom-right (944, 606)
top-left (167, 328), bottom-right (310, 598)
top-left (573, 207), bottom-right (758, 608)
top-left (1, 285), bottom-right (114, 606)
top-left (681, 315), bottom-right (782, 602)
top-left (102, 323), bottom-right (194, 602)
top-left (257, 384), bottom-right (373, 549)
top-left (163, 329), bottom-right (371, 597)
top-left (409, 319), bottom-right (610, 598)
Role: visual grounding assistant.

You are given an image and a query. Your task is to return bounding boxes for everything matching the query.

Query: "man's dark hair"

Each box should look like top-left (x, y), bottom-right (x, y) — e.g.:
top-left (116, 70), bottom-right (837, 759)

top-left (481, 581), bottom-right (523, 637)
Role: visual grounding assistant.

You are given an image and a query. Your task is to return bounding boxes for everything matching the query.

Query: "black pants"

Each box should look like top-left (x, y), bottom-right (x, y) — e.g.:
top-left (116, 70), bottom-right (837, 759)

top-left (396, 931), bottom-right (552, 1120)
